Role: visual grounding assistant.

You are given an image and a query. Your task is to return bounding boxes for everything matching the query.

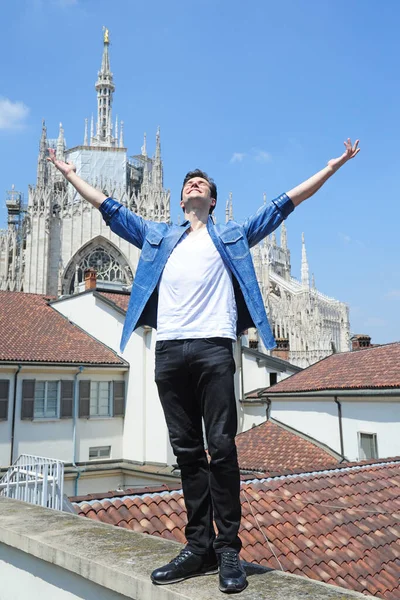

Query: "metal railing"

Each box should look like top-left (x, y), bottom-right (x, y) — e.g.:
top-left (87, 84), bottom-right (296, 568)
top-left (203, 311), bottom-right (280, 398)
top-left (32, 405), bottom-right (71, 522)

top-left (0, 454), bottom-right (64, 511)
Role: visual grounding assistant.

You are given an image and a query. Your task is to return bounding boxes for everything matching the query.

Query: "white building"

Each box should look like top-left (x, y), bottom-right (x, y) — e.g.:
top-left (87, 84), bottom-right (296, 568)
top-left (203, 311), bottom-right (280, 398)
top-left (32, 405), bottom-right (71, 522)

top-left (243, 342), bottom-right (400, 462)
top-left (0, 29), bottom-right (350, 368)
top-left (0, 286), bottom-right (300, 495)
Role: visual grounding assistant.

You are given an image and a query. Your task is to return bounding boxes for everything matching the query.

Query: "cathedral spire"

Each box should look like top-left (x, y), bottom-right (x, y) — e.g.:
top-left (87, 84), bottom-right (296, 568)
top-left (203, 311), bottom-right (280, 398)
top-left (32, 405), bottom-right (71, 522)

top-left (225, 192), bottom-right (234, 222)
top-left (54, 122), bottom-right (66, 186)
top-left (152, 126), bottom-right (163, 188)
top-left (301, 232), bottom-right (310, 287)
top-left (37, 119), bottom-right (47, 187)
top-left (119, 120), bottom-right (124, 147)
top-left (94, 27), bottom-right (115, 146)
top-left (56, 122), bottom-right (65, 159)
top-left (281, 221), bottom-right (287, 250)
top-left (84, 118), bottom-right (88, 146)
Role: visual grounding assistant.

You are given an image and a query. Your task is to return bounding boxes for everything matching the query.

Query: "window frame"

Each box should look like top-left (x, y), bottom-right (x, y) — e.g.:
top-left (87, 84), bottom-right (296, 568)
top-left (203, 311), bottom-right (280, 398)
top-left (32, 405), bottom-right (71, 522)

top-left (33, 380), bottom-right (61, 420)
top-left (358, 431), bottom-right (378, 460)
top-left (89, 380), bottom-right (112, 418)
top-left (89, 445), bottom-right (111, 460)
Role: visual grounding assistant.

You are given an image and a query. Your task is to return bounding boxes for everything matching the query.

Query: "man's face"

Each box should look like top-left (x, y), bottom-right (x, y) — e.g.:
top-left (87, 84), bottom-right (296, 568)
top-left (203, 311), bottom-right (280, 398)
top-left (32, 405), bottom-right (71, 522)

top-left (180, 177), bottom-right (216, 213)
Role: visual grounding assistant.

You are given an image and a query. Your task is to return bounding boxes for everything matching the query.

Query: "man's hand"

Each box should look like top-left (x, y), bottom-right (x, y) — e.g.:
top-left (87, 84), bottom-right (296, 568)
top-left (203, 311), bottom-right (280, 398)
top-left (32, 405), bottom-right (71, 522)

top-left (47, 148), bottom-right (76, 180)
top-left (327, 138), bottom-right (360, 172)
top-left (287, 138), bottom-right (360, 207)
top-left (46, 147), bottom-right (107, 209)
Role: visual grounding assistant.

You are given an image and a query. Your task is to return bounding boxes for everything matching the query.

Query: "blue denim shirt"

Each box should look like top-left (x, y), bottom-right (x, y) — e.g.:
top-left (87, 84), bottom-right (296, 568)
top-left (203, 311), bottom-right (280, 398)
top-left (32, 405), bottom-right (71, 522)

top-left (100, 193), bottom-right (294, 351)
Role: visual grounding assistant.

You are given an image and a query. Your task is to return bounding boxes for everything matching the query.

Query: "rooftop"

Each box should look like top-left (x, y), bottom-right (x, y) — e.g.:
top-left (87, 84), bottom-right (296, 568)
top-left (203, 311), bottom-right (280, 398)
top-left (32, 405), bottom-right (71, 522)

top-left (265, 342), bottom-right (400, 394)
top-left (236, 418), bottom-right (342, 472)
top-left (0, 496), bottom-right (372, 600)
top-left (0, 291), bottom-right (126, 365)
top-left (72, 458), bottom-right (400, 600)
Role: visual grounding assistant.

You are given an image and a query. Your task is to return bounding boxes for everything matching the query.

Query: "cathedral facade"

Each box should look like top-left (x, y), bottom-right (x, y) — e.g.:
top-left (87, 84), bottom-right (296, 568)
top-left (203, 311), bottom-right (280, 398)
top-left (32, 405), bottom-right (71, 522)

top-left (0, 31), bottom-right (349, 367)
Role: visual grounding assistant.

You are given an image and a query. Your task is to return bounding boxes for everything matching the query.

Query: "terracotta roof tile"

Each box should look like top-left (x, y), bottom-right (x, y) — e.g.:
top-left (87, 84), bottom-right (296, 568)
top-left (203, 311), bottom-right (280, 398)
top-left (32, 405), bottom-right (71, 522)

top-left (267, 342), bottom-right (400, 393)
top-left (97, 291), bottom-right (130, 313)
top-left (72, 458), bottom-right (400, 599)
top-left (0, 291), bottom-right (125, 365)
top-left (236, 419), bottom-right (340, 473)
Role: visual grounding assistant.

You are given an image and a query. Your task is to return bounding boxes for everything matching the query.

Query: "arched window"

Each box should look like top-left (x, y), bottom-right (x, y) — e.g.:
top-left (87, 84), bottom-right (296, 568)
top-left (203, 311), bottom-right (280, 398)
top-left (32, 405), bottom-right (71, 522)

top-left (62, 238), bottom-right (133, 295)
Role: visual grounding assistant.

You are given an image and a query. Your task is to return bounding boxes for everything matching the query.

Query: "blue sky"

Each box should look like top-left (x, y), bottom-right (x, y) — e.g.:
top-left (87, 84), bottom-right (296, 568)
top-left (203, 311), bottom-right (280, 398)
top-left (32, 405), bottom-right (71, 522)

top-left (0, 0), bottom-right (399, 343)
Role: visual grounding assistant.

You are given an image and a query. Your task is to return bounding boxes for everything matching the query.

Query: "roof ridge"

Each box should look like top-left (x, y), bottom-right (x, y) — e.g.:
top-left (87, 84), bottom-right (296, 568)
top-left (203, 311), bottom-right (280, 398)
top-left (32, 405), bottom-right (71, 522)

top-left (243, 458), bottom-right (400, 485)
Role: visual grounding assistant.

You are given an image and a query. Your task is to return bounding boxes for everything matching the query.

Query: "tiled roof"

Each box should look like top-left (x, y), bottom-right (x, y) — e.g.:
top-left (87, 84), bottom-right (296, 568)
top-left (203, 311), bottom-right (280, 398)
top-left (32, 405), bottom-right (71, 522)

top-left (266, 343), bottom-right (400, 393)
top-left (96, 291), bottom-right (130, 313)
top-left (236, 419), bottom-right (340, 472)
top-left (0, 291), bottom-right (126, 365)
top-left (72, 458), bottom-right (400, 600)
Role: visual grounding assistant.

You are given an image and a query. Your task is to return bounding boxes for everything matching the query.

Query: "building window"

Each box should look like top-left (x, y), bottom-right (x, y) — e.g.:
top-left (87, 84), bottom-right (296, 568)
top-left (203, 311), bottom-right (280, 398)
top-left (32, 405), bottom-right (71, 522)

top-left (0, 380), bottom-right (10, 420)
top-left (269, 372), bottom-right (277, 386)
top-left (358, 432), bottom-right (378, 460)
top-left (34, 381), bottom-right (59, 419)
top-left (90, 381), bottom-right (111, 417)
top-left (89, 446), bottom-right (111, 460)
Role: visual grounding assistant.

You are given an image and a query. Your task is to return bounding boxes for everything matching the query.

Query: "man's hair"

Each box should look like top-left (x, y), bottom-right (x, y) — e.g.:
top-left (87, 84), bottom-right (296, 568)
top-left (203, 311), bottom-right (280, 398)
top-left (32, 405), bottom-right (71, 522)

top-left (180, 169), bottom-right (217, 214)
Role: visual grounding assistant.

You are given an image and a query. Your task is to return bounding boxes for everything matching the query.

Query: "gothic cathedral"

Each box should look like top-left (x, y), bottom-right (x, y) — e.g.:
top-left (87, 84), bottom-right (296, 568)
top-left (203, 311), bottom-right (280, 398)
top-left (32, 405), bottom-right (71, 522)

top-left (0, 30), bottom-right (350, 368)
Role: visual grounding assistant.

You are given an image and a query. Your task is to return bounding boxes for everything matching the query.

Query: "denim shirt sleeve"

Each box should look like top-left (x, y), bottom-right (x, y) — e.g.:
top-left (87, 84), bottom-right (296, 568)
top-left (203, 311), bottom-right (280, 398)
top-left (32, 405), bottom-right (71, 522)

top-left (242, 193), bottom-right (295, 248)
top-left (99, 197), bottom-right (148, 249)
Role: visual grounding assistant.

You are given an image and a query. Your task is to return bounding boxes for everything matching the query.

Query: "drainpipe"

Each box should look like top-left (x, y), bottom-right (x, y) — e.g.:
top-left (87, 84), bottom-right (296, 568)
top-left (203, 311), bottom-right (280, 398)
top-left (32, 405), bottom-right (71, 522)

top-left (239, 336), bottom-right (245, 402)
top-left (10, 365), bottom-right (22, 465)
top-left (72, 366), bottom-right (84, 495)
top-left (334, 396), bottom-right (345, 457)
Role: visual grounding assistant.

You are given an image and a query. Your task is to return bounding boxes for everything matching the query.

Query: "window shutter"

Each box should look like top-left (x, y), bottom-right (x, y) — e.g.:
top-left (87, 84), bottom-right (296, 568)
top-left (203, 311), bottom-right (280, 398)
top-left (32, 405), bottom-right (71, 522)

top-left (0, 380), bottom-right (10, 420)
top-left (60, 381), bottom-right (73, 418)
top-left (79, 380), bottom-right (90, 418)
top-left (21, 380), bottom-right (35, 420)
top-left (113, 381), bottom-right (125, 417)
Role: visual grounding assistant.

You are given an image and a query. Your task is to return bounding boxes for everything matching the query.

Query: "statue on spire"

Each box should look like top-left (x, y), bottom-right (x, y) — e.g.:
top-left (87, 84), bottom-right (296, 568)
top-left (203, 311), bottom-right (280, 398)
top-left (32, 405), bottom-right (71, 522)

top-left (103, 27), bottom-right (109, 44)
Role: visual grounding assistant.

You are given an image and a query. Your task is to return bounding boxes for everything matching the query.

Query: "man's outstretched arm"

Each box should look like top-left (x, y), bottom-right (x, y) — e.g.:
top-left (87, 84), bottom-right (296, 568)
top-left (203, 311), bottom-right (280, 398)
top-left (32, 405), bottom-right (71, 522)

top-left (47, 148), bottom-right (106, 208)
top-left (287, 138), bottom-right (360, 207)
top-left (47, 148), bottom-right (148, 248)
top-left (243, 138), bottom-right (360, 247)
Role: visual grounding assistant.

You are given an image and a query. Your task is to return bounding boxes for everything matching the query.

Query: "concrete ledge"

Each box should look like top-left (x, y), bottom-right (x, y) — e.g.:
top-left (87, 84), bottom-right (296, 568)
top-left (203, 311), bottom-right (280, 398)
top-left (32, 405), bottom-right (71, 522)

top-left (0, 497), bottom-right (373, 600)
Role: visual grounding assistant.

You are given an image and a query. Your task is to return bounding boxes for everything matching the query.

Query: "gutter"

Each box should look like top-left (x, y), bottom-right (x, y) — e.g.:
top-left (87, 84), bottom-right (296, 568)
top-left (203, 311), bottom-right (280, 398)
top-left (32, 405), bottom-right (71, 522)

top-left (0, 361), bottom-right (128, 368)
top-left (265, 388), bottom-right (400, 399)
top-left (72, 366), bottom-right (85, 495)
top-left (10, 365), bottom-right (22, 465)
top-left (334, 396), bottom-right (345, 457)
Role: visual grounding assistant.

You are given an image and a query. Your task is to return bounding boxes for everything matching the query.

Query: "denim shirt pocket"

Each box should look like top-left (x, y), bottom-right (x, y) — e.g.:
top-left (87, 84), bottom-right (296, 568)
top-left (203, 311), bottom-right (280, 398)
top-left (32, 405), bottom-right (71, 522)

top-left (220, 227), bottom-right (249, 260)
top-left (141, 229), bottom-right (164, 262)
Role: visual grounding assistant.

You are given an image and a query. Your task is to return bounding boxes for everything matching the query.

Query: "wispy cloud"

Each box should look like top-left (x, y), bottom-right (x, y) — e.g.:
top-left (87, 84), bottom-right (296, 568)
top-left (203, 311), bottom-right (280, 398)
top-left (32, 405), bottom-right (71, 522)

top-left (338, 232), bottom-right (365, 249)
top-left (253, 149), bottom-right (272, 163)
top-left (338, 232), bottom-right (352, 244)
top-left (230, 152), bottom-right (246, 164)
top-left (385, 290), bottom-right (400, 299)
top-left (0, 97), bottom-right (29, 130)
top-left (229, 149), bottom-right (272, 165)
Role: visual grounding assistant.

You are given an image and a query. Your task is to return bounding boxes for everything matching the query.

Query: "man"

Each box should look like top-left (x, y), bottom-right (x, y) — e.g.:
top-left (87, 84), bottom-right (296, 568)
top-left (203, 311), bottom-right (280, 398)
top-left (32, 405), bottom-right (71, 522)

top-left (48, 138), bottom-right (359, 593)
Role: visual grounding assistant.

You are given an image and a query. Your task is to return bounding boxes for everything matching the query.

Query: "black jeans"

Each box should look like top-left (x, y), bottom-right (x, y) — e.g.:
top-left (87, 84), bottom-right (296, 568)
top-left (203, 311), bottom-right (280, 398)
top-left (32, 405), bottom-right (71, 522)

top-left (155, 338), bottom-right (242, 555)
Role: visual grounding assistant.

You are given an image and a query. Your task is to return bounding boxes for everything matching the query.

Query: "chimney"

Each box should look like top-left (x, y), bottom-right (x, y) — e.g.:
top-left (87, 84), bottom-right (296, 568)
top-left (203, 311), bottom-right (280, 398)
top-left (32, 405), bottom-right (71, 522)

top-left (351, 334), bottom-right (372, 351)
top-left (84, 269), bottom-right (97, 291)
top-left (271, 338), bottom-right (290, 361)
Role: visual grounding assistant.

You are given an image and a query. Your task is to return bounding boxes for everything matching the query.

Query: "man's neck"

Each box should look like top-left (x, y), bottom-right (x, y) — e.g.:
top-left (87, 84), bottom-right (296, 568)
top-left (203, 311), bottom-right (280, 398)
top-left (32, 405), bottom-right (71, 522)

top-left (184, 209), bottom-right (210, 232)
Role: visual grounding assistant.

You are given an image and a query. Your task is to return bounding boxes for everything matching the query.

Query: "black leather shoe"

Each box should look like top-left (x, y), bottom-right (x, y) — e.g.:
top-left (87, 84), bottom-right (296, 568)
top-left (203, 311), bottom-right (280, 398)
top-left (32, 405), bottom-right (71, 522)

top-left (151, 548), bottom-right (218, 585)
top-left (218, 551), bottom-right (248, 593)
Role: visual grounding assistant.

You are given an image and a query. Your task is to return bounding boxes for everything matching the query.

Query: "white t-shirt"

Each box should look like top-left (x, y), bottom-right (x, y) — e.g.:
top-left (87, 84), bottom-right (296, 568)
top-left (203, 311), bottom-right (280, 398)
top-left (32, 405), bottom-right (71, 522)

top-left (157, 227), bottom-right (237, 340)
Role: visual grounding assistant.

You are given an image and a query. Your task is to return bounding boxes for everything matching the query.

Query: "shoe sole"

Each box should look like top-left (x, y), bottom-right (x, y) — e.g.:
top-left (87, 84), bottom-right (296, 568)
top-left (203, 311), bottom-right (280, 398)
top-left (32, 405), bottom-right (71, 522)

top-left (151, 567), bottom-right (219, 585)
top-left (219, 579), bottom-right (248, 594)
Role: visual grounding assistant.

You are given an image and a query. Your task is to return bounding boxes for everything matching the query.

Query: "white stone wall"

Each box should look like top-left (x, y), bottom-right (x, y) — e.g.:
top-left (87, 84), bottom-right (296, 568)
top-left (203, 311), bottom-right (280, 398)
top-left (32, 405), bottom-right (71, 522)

top-left (270, 396), bottom-right (400, 461)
